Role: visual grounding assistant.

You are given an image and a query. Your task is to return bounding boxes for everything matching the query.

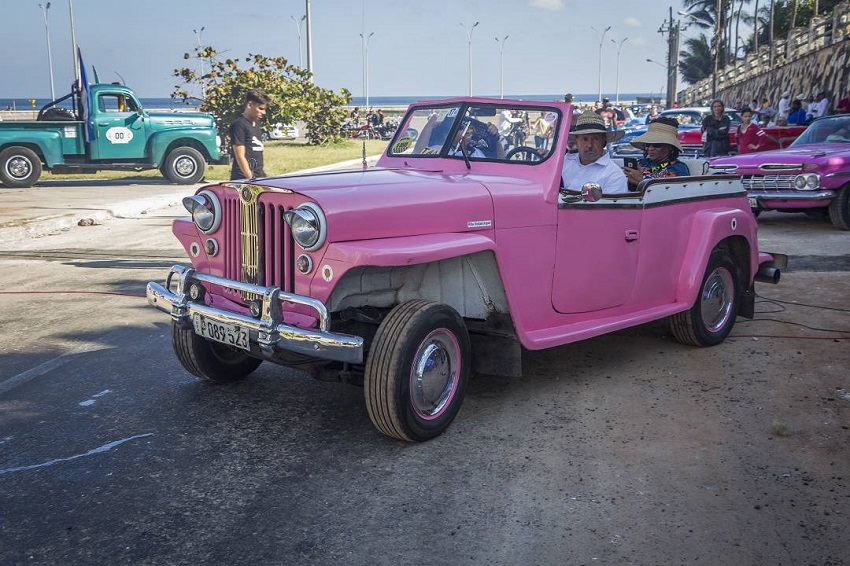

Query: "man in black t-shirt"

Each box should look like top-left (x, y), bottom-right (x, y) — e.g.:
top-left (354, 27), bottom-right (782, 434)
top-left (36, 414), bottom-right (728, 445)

top-left (230, 88), bottom-right (271, 180)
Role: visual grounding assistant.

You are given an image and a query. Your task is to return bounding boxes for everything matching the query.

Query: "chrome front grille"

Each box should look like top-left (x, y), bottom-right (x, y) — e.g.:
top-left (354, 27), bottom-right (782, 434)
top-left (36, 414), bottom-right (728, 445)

top-left (741, 174), bottom-right (796, 191)
top-left (221, 188), bottom-right (295, 300)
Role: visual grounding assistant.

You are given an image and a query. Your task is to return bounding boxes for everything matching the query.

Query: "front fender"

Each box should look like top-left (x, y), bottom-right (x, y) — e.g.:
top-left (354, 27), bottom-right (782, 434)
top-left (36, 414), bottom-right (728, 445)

top-left (149, 129), bottom-right (220, 163)
top-left (675, 208), bottom-right (757, 306)
top-left (311, 232), bottom-right (497, 304)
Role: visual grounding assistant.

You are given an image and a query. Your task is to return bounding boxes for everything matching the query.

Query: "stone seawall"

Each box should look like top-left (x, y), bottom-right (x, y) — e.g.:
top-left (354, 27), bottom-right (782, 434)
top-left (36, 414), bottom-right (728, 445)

top-left (680, 1), bottom-right (850, 110)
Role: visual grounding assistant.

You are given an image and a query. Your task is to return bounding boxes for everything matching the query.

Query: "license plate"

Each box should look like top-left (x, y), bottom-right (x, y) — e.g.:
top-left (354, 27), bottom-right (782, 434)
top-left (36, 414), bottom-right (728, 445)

top-left (748, 197), bottom-right (759, 209)
top-left (193, 315), bottom-right (250, 351)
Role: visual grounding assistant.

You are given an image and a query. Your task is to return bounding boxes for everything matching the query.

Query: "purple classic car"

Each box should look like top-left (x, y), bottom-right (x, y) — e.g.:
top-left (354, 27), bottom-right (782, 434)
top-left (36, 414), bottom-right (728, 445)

top-left (147, 97), bottom-right (783, 442)
top-left (709, 114), bottom-right (850, 229)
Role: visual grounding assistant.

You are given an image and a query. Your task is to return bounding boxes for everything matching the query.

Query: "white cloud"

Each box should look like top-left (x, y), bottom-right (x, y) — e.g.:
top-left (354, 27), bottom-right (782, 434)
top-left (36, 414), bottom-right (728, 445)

top-left (529, 0), bottom-right (564, 10)
top-left (624, 16), bottom-right (643, 27)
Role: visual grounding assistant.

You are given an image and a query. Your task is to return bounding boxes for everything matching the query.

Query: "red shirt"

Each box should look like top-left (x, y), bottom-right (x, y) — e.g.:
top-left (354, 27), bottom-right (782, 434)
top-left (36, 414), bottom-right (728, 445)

top-left (736, 122), bottom-right (766, 154)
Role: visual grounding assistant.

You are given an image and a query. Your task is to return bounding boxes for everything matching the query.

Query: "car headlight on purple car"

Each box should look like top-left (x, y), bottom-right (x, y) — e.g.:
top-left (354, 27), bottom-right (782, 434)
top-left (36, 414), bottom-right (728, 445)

top-left (182, 190), bottom-right (222, 233)
top-left (794, 173), bottom-right (820, 190)
top-left (283, 202), bottom-right (327, 251)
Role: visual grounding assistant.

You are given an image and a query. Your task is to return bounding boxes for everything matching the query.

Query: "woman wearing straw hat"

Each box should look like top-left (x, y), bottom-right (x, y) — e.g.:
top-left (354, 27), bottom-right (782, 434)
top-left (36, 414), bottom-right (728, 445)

top-left (561, 110), bottom-right (628, 194)
top-left (622, 117), bottom-right (690, 191)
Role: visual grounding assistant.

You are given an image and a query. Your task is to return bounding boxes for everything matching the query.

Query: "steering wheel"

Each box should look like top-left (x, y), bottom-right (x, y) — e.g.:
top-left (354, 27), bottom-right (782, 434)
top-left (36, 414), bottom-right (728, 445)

top-left (505, 146), bottom-right (542, 162)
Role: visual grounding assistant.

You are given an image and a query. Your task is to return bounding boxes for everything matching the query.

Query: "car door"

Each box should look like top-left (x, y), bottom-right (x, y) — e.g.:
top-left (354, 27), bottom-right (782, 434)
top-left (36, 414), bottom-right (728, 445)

top-left (552, 196), bottom-right (643, 314)
top-left (90, 92), bottom-right (148, 160)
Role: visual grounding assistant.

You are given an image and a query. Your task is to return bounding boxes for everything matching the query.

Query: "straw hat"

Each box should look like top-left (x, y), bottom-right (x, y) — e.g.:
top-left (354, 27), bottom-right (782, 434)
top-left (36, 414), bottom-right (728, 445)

top-left (568, 110), bottom-right (624, 142)
top-left (630, 117), bottom-right (683, 152)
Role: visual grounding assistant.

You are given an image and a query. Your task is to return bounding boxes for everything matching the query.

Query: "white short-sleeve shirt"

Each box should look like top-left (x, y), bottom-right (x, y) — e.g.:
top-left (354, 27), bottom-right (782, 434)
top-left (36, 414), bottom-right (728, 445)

top-left (561, 152), bottom-right (629, 194)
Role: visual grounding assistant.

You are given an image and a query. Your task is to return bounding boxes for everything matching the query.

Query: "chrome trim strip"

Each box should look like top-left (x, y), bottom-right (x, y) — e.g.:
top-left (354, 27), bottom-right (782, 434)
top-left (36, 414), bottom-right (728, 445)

top-left (147, 265), bottom-right (364, 364)
top-left (747, 190), bottom-right (834, 200)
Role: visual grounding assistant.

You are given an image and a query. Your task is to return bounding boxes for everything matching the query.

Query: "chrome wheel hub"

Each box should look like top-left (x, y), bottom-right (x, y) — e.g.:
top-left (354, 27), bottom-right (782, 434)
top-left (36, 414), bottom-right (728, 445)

top-left (700, 267), bottom-right (734, 332)
top-left (411, 329), bottom-right (460, 419)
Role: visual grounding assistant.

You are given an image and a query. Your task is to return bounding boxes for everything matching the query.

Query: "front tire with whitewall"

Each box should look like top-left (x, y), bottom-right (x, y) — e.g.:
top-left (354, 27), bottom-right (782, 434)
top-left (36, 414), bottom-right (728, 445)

top-left (364, 300), bottom-right (471, 442)
top-left (163, 147), bottom-right (205, 184)
top-left (0, 146), bottom-right (42, 188)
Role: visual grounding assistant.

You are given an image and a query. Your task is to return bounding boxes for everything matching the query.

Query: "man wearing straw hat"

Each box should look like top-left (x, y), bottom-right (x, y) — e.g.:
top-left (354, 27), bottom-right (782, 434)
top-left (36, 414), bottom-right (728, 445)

top-left (561, 110), bottom-right (628, 194)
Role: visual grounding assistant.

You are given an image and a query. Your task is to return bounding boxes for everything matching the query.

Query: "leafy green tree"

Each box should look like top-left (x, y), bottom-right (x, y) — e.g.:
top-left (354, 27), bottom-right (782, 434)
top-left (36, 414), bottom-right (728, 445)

top-left (172, 46), bottom-right (351, 146)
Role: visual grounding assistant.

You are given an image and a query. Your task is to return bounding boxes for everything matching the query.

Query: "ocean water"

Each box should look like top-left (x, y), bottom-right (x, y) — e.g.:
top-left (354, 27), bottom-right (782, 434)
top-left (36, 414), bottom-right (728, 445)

top-left (1, 92), bottom-right (659, 112)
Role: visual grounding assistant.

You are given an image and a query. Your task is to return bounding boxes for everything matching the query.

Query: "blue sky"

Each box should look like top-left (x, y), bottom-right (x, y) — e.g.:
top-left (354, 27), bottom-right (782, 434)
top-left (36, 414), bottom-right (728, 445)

top-left (1, 0), bottom-right (711, 100)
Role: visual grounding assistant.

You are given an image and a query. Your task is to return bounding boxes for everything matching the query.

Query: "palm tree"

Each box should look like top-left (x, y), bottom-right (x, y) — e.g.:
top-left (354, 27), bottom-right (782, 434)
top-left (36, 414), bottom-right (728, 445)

top-left (679, 35), bottom-right (713, 83)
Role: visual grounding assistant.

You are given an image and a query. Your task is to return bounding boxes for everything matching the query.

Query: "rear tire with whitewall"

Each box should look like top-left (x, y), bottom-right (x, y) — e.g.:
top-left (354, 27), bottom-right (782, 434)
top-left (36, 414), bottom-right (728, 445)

top-left (0, 146), bottom-right (42, 188)
top-left (670, 250), bottom-right (741, 347)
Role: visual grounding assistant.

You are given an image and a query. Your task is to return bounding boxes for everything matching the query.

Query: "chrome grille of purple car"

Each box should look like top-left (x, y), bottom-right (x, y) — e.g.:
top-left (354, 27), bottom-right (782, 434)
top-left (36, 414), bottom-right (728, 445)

top-left (220, 188), bottom-right (295, 298)
top-left (741, 174), bottom-right (796, 191)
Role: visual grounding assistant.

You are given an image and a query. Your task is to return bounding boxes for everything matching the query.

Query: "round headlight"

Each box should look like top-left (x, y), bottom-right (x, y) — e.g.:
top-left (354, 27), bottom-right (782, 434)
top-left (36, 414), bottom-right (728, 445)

top-left (805, 173), bottom-right (820, 189)
top-left (182, 190), bottom-right (221, 233)
top-left (794, 175), bottom-right (806, 189)
top-left (283, 202), bottom-right (327, 251)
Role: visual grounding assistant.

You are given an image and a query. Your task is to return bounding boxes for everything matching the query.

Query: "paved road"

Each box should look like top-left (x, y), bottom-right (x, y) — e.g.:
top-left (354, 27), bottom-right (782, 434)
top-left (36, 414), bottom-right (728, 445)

top-left (0, 190), bottom-right (848, 565)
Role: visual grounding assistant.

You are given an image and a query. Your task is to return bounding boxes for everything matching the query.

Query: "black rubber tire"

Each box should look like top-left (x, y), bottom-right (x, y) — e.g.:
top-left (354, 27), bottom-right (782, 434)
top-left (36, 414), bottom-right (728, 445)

top-left (827, 184), bottom-right (850, 230)
top-left (364, 300), bottom-right (471, 442)
top-left (163, 146), bottom-right (206, 184)
top-left (0, 146), bottom-right (42, 188)
top-left (670, 250), bottom-right (741, 347)
top-left (171, 320), bottom-right (262, 383)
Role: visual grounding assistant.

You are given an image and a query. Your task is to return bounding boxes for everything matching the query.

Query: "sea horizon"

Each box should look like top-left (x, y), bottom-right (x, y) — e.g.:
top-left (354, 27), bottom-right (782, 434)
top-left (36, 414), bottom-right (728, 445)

top-left (1, 92), bottom-right (662, 112)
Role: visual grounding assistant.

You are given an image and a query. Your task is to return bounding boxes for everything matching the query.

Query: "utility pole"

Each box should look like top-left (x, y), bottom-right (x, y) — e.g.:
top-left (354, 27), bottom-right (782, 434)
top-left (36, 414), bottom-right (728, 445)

top-left (193, 27), bottom-right (205, 98)
top-left (39, 2), bottom-right (55, 100)
top-left (305, 0), bottom-right (313, 81)
top-left (461, 22), bottom-right (479, 96)
top-left (495, 35), bottom-right (509, 99)
top-left (69, 0), bottom-right (79, 83)
top-left (658, 7), bottom-right (680, 109)
top-left (591, 26), bottom-right (611, 103)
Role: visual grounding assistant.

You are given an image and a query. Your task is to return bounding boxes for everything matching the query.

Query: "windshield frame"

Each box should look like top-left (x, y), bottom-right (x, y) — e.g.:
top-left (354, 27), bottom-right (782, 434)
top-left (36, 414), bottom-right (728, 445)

top-left (387, 101), bottom-right (562, 165)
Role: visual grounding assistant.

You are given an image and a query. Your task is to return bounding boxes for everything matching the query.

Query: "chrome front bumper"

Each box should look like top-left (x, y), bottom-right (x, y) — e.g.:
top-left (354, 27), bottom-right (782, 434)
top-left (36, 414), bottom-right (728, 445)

top-left (748, 190), bottom-right (835, 201)
top-left (147, 265), bottom-right (364, 364)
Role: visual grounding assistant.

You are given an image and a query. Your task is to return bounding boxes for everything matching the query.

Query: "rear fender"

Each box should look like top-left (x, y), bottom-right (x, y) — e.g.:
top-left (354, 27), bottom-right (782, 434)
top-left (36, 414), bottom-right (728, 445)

top-left (1, 131), bottom-right (64, 166)
top-left (675, 209), bottom-right (756, 307)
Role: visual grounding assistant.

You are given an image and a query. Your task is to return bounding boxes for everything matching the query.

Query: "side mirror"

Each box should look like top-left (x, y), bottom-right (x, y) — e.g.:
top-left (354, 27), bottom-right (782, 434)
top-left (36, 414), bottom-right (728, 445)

top-left (581, 183), bottom-right (603, 202)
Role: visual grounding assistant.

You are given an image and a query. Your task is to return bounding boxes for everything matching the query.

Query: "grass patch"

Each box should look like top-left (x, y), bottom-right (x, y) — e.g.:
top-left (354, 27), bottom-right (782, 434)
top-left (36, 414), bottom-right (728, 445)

top-left (42, 139), bottom-right (389, 183)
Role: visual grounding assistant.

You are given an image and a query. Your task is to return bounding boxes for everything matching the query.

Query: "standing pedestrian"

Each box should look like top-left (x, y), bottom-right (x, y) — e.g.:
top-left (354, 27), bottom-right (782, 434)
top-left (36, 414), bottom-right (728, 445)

top-left (777, 91), bottom-right (791, 120)
top-left (230, 88), bottom-right (271, 180)
top-left (702, 99), bottom-right (731, 157)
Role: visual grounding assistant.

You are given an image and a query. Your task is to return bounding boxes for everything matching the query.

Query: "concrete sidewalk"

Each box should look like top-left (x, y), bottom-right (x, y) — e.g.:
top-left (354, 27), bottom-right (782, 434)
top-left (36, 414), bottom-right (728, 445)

top-left (0, 154), bottom-right (380, 243)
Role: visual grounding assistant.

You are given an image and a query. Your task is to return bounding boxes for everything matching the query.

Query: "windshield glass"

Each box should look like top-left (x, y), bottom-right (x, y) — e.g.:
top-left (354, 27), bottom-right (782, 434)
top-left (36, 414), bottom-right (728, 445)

top-left (388, 102), bottom-right (561, 164)
top-left (790, 117), bottom-right (850, 145)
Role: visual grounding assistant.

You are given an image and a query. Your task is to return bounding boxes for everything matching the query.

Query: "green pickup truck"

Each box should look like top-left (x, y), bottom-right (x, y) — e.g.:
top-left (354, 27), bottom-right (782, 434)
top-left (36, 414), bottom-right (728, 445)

top-left (0, 83), bottom-right (228, 188)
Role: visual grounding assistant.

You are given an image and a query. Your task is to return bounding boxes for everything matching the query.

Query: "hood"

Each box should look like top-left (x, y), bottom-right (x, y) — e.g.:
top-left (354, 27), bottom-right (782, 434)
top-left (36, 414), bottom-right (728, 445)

top-left (257, 167), bottom-right (495, 243)
top-left (146, 111), bottom-right (216, 129)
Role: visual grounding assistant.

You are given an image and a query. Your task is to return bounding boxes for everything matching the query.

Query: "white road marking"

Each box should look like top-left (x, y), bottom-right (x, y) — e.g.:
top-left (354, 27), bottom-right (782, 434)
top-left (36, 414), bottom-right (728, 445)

top-left (0, 433), bottom-right (153, 475)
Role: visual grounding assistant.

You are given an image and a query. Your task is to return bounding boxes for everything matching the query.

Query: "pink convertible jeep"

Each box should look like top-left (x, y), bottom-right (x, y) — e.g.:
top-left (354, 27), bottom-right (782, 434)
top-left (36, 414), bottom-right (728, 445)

top-left (148, 97), bottom-right (784, 442)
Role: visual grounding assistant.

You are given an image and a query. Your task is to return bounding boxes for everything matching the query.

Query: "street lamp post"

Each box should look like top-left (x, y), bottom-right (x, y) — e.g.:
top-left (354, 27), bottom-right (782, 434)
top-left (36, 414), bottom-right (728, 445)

top-left (461, 21), bottom-right (479, 96)
top-left (359, 32), bottom-right (375, 111)
top-left (646, 59), bottom-right (668, 104)
top-left (305, 0), bottom-right (313, 81)
top-left (290, 15), bottom-right (306, 68)
top-left (591, 26), bottom-right (611, 103)
top-left (69, 0), bottom-right (79, 83)
top-left (611, 37), bottom-right (628, 106)
top-left (495, 35), bottom-right (509, 99)
top-left (193, 26), bottom-right (205, 98)
top-left (38, 2), bottom-right (55, 101)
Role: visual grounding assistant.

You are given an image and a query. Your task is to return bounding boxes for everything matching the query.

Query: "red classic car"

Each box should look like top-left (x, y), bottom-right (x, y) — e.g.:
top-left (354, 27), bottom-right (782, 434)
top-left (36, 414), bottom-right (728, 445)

top-left (661, 108), bottom-right (806, 156)
top-left (709, 114), bottom-right (850, 229)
